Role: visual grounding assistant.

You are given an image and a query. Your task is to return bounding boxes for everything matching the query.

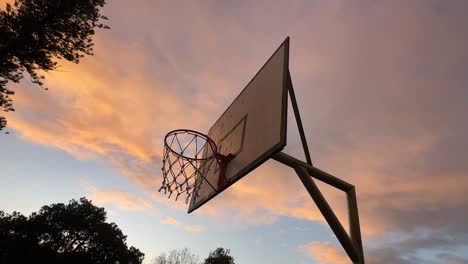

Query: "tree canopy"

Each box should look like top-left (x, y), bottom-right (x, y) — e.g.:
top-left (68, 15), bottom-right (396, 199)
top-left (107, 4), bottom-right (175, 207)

top-left (0, 197), bottom-right (144, 264)
top-left (203, 247), bottom-right (235, 264)
top-left (0, 0), bottom-right (109, 131)
top-left (153, 248), bottom-right (201, 264)
top-left (153, 247), bottom-right (236, 264)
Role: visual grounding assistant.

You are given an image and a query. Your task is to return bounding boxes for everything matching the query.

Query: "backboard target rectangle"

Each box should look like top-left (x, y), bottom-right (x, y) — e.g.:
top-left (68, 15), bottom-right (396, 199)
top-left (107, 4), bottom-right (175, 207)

top-left (188, 37), bottom-right (289, 213)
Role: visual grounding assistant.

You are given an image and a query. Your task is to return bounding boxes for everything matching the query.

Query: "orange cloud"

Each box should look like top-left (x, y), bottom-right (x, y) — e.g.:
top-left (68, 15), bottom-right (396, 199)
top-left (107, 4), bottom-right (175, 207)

top-left (161, 217), bottom-right (203, 233)
top-left (161, 217), bottom-right (181, 226)
top-left (184, 225), bottom-right (203, 233)
top-left (1, 0), bottom-right (14, 8)
top-left (300, 242), bottom-right (348, 264)
top-left (212, 162), bottom-right (325, 224)
top-left (85, 186), bottom-right (153, 212)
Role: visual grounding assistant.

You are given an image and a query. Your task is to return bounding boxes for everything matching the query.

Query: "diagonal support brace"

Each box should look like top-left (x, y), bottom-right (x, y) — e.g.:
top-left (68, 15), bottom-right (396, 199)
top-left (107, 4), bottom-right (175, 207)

top-left (273, 152), bottom-right (365, 264)
top-left (294, 166), bottom-right (361, 263)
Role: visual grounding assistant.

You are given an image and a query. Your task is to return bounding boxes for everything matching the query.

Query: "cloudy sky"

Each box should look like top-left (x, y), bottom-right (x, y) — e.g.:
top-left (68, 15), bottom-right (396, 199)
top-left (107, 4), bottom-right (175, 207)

top-left (1, 0), bottom-right (468, 263)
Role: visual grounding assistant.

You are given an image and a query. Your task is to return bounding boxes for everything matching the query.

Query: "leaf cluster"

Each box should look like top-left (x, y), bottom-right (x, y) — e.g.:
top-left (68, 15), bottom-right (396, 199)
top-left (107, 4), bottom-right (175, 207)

top-left (153, 248), bottom-right (201, 264)
top-left (203, 248), bottom-right (235, 264)
top-left (0, 0), bottom-right (109, 130)
top-left (0, 197), bottom-right (144, 264)
top-left (153, 247), bottom-right (235, 264)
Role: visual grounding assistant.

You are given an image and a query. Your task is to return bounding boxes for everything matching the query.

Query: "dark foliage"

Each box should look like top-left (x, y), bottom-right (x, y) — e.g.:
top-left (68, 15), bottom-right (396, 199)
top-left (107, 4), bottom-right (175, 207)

top-left (0, 197), bottom-right (144, 264)
top-left (153, 248), bottom-right (200, 264)
top-left (203, 247), bottom-right (235, 264)
top-left (0, 0), bottom-right (109, 131)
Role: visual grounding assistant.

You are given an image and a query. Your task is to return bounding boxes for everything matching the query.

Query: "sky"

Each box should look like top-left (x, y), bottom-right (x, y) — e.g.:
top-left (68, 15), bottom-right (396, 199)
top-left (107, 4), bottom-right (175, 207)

top-left (1, 0), bottom-right (468, 263)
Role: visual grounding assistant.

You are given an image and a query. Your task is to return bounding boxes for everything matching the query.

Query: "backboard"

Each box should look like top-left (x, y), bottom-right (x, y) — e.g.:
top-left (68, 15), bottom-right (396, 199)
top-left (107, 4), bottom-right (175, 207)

top-left (187, 37), bottom-right (290, 213)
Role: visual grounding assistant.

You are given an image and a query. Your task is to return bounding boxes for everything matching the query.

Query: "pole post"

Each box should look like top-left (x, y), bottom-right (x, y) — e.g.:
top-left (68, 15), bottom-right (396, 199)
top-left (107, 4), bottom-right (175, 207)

top-left (347, 188), bottom-right (365, 264)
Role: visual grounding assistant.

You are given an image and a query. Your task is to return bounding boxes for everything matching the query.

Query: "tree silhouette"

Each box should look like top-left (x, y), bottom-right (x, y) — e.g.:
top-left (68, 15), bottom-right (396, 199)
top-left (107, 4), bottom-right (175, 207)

top-left (203, 248), bottom-right (235, 264)
top-left (153, 248), bottom-right (201, 264)
top-left (0, 0), bottom-right (109, 131)
top-left (0, 197), bottom-right (144, 264)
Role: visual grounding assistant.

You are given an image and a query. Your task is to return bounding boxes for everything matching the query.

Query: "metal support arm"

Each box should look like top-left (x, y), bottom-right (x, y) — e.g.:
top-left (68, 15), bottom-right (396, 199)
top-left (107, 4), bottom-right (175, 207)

top-left (273, 151), bottom-right (365, 264)
top-left (273, 152), bottom-right (354, 192)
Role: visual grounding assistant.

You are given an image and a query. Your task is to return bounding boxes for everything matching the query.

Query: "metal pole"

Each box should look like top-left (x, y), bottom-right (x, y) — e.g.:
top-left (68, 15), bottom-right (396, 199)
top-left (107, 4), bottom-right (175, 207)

top-left (347, 188), bottom-right (365, 264)
top-left (287, 71), bottom-right (313, 166)
top-left (273, 152), bottom-right (354, 192)
top-left (294, 166), bottom-right (361, 263)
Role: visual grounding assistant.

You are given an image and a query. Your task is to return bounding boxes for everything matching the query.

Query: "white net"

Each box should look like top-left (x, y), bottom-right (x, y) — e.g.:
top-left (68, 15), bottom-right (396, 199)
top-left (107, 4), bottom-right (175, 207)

top-left (160, 130), bottom-right (218, 203)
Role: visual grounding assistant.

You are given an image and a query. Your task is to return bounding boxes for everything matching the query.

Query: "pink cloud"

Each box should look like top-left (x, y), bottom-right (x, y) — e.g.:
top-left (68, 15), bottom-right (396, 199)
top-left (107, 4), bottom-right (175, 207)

top-left (300, 241), bottom-right (348, 264)
top-left (1, 0), bottom-right (14, 8)
top-left (184, 225), bottom-right (203, 233)
top-left (86, 187), bottom-right (153, 212)
top-left (161, 217), bottom-right (203, 233)
top-left (161, 217), bottom-right (181, 226)
top-left (199, 162), bottom-right (325, 225)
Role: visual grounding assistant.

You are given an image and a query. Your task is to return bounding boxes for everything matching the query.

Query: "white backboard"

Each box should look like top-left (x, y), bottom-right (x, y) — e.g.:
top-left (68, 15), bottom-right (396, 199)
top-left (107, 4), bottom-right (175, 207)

top-left (188, 38), bottom-right (289, 213)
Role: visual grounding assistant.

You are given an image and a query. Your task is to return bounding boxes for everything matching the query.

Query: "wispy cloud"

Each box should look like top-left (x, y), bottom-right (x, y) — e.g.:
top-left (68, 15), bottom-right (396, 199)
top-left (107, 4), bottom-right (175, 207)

top-left (161, 217), bottom-right (203, 233)
top-left (83, 183), bottom-right (153, 212)
top-left (161, 217), bottom-right (181, 226)
top-left (184, 225), bottom-right (203, 233)
top-left (299, 242), bottom-right (348, 264)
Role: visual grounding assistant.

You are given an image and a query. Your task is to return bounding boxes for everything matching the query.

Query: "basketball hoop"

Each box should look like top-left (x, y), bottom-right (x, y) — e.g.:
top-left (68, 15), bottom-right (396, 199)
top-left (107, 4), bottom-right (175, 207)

top-left (159, 129), bottom-right (235, 203)
top-left (157, 38), bottom-right (365, 264)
